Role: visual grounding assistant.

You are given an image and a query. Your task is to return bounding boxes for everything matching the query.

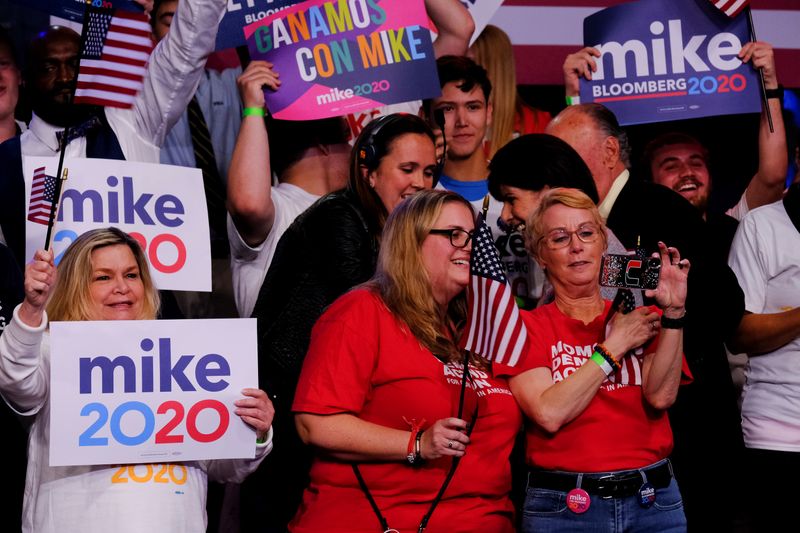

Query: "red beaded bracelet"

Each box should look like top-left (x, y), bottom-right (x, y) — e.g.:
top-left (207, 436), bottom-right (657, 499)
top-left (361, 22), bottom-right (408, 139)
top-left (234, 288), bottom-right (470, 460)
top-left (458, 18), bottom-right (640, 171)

top-left (403, 417), bottom-right (426, 466)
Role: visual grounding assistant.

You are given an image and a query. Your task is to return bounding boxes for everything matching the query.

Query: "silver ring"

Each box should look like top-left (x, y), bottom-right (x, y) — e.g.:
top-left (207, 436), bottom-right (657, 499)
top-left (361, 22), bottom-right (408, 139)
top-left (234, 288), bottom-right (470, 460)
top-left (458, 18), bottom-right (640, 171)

top-left (651, 321), bottom-right (658, 330)
top-left (447, 440), bottom-right (454, 449)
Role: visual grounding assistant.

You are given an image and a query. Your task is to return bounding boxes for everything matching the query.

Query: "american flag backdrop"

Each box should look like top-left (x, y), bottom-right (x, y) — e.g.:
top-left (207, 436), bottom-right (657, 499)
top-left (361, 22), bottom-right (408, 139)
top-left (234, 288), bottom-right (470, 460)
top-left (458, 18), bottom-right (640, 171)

top-left (460, 211), bottom-right (527, 367)
top-left (710, 0), bottom-right (751, 18)
top-left (27, 167), bottom-right (57, 226)
top-left (73, 6), bottom-right (153, 109)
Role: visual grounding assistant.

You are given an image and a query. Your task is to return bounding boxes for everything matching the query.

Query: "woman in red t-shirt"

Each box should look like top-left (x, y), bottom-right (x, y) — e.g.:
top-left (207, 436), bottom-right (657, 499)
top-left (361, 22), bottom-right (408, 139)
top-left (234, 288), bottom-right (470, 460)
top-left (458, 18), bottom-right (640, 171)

top-left (290, 190), bottom-right (520, 533)
top-left (502, 188), bottom-right (690, 532)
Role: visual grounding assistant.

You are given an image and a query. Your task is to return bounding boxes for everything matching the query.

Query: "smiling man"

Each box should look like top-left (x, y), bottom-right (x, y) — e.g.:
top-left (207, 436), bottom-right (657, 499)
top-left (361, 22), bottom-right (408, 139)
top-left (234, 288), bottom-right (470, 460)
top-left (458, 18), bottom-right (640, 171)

top-left (0, 0), bottom-right (229, 271)
top-left (645, 41), bottom-right (786, 227)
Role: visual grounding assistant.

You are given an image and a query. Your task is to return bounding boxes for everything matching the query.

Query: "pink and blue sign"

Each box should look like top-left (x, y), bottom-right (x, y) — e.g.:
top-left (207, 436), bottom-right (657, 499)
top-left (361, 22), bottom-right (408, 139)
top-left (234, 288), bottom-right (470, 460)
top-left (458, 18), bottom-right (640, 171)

top-left (244, 0), bottom-right (441, 120)
top-left (216, 0), bottom-right (301, 51)
top-left (580, 0), bottom-right (761, 125)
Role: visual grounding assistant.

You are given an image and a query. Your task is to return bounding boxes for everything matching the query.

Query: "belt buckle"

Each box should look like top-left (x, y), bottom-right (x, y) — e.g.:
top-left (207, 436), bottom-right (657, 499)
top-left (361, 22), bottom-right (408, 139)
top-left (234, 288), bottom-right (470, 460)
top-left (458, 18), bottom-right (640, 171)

top-left (595, 474), bottom-right (617, 499)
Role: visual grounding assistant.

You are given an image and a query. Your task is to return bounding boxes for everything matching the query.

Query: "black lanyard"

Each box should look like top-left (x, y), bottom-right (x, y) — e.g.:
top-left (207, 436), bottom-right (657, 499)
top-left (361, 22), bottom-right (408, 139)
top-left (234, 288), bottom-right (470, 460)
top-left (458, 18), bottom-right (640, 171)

top-left (352, 404), bottom-right (479, 533)
top-left (352, 357), bottom-right (479, 533)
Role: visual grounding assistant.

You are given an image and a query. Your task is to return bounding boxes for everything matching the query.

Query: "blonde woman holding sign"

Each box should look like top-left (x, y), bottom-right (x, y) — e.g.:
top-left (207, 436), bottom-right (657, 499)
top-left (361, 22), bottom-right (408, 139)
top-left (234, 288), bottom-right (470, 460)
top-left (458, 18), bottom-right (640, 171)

top-left (0, 227), bottom-right (274, 533)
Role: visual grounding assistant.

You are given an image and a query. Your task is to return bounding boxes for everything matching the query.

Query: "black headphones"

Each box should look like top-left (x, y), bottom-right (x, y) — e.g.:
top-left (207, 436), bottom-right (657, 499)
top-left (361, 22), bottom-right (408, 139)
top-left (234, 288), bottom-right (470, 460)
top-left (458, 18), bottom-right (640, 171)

top-left (357, 113), bottom-right (409, 169)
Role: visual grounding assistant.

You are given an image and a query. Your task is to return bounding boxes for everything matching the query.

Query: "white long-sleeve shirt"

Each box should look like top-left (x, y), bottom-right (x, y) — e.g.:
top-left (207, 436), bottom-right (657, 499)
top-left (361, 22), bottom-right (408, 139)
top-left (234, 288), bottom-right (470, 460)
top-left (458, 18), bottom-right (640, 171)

top-left (20, 0), bottom-right (228, 164)
top-left (0, 305), bottom-right (273, 533)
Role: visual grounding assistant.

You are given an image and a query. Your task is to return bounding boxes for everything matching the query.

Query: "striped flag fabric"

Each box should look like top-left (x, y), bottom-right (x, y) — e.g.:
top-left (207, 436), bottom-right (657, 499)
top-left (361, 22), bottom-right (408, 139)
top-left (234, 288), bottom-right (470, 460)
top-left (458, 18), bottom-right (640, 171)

top-left (74, 6), bottom-right (154, 109)
top-left (710, 0), bottom-right (751, 18)
top-left (460, 211), bottom-right (528, 367)
top-left (27, 167), bottom-right (57, 226)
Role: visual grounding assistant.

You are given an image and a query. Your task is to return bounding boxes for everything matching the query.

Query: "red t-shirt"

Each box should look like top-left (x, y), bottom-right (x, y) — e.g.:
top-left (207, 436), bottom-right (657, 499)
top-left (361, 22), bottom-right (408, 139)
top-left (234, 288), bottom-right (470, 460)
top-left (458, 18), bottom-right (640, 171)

top-left (501, 301), bottom-right (674, 472)
top-left (290, 289), bottom-right (520, 533)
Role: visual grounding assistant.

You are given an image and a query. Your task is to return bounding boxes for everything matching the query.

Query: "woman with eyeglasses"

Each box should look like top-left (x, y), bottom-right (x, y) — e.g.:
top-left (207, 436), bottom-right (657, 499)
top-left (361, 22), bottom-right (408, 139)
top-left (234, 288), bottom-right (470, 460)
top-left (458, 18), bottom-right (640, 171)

top-left (289, 190), bottom-right (520, 532)
top-left (241, 113), bottom-right (441, 528)
top-left (0, 228), bottom-right (274, 532)
top-left (497, 188), bottom-right (690, 532)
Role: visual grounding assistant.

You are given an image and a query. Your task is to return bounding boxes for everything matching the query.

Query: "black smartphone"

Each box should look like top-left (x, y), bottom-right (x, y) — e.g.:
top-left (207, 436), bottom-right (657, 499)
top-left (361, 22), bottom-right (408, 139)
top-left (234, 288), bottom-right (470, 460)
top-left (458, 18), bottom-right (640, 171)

top-left (599, 254), bottom-right (661, 290)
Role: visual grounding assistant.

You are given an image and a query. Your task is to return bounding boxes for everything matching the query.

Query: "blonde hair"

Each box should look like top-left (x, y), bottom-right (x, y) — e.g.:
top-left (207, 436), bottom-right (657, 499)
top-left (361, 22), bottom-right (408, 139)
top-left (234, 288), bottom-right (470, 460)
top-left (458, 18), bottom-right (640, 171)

top-left (47, 227), bottom-right (160, 321)
top-left (524, 188), bottom-right (608, 264)
top-left (368, 190), bottom-right (475, 364)
top-left (470, 25), bottom-right (519, 158)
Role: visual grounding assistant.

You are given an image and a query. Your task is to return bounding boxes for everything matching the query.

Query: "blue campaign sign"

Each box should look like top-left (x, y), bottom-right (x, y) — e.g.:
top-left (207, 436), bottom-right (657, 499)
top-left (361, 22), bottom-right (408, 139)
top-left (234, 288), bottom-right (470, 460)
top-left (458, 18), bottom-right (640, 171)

top-left (215, 0), bottom-right (302, 51)
top-left (579, 0), bottom-right (761, 125)
top-left (9, 0), bottom-right (143, 21)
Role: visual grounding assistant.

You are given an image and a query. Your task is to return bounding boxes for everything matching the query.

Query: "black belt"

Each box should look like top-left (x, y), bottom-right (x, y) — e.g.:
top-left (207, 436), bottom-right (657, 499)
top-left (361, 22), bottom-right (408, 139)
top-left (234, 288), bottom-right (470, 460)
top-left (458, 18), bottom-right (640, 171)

top-left (528, 460), bottom-right (673, 499)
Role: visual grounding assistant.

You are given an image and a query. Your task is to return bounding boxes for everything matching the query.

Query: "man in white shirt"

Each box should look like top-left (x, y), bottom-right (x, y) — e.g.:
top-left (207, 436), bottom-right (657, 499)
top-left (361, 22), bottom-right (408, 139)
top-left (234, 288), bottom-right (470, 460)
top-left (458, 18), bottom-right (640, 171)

top-left (727, 184), bottom-right (800, 532)
top-left (226, 61), bottom-right (351, 319)
top-left (0, 0), bottom-right (228, 266)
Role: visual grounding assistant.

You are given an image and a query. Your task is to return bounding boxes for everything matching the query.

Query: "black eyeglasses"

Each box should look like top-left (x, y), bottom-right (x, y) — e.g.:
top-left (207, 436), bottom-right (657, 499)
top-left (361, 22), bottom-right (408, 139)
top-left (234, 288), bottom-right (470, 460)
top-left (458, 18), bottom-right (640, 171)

top-left (429, 228), bottom-right (474, 248)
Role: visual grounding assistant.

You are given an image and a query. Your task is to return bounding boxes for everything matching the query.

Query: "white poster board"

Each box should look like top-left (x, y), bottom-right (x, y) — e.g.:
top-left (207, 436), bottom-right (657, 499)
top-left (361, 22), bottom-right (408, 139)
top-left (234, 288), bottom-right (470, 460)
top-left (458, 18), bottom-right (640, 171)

top-left (23, 157), bottom-right (211, 292)
top-left (49, 319), bottom-right (258, 466)
top-left (466, 0), bottom-right (505, 45)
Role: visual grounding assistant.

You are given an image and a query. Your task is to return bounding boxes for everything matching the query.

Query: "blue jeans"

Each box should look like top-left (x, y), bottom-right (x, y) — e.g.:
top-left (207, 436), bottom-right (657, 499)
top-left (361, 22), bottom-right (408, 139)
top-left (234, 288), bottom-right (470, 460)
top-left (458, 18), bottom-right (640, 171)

top-left (521, 460), bottom-right (687, 533)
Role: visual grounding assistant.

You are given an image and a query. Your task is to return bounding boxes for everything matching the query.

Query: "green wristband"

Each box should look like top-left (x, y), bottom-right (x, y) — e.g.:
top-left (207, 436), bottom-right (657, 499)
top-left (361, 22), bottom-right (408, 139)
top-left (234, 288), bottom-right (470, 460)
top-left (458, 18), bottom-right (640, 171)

top-left (565, 95), bottom-right (581, 106)
top-left (242, 106), bottom-right (266, 118)
top-left (591, 351), bottom-right (614, 376)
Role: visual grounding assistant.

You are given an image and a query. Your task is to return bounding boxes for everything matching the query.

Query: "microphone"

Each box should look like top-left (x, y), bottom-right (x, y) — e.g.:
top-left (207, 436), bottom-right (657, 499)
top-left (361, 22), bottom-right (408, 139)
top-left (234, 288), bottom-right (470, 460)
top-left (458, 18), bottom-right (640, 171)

top-left (433, 108), bottom-right (446, 187)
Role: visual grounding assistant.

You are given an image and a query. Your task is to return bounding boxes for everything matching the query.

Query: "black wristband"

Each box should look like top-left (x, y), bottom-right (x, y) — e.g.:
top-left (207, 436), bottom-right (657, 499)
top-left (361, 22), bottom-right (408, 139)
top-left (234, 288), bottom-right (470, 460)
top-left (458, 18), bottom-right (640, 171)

top-left (765, 85), bottom-right (784, 102)
top-left (411, 429), bottom-right (425, 467)
top-left (661, 312), bottom-right (687, 329)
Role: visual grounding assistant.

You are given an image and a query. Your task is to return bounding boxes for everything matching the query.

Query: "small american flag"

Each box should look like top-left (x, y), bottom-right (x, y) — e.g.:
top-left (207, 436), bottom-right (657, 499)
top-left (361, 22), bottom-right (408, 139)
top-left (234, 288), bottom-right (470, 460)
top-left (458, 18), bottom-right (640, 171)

top-left (74, 6), bottom-right (154, 109)
top-left (460, 211), bottom-right (527, 366)
top-left (27, 167), bottom-right (57, 226)
top-left (709, 0), bottom-right (751, 18)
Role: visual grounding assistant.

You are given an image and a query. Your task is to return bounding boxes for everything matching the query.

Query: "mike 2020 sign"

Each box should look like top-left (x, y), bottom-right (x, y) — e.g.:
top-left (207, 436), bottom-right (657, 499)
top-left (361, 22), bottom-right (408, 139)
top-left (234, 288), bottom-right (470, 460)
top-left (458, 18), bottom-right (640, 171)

top-left (49, 319), bottom-right (258, 466)
top-left (580, 0), bottom-right (761, 125)
top-left (24, 157), bottom-right (211, 292)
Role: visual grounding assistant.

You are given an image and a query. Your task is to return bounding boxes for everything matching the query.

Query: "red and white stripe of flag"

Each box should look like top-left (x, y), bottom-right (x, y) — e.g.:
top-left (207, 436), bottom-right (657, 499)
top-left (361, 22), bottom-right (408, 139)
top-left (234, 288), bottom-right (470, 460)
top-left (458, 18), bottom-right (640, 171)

top-left (462, 276), bottom-right (527, 367)
top-left (28, 167), bottom-right (53, 226)
top-left (711, 0), bottom-right (751, 18)
top-left (75, 10), bottom-right (153, 109)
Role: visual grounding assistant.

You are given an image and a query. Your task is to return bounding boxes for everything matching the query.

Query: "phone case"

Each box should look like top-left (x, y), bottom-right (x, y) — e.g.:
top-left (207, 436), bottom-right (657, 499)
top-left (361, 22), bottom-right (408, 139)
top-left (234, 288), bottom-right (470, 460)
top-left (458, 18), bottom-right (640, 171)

top-left (599, 254), bottom-right (661, 290)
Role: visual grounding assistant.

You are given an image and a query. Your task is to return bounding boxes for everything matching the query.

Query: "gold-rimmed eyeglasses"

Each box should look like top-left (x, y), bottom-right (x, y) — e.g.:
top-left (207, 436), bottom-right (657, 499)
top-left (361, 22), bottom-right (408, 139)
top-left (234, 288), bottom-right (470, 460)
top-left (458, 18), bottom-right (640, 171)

top-left (539, 224), bottom-right (601, 250)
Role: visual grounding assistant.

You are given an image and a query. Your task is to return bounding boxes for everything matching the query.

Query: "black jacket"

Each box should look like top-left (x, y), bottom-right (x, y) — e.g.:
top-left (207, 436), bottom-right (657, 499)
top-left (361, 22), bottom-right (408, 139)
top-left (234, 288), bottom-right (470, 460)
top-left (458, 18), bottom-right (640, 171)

top-left (608, 174), bottom-right (746, 528)
top-left (241, 188), bottom-right (379, 530)
top-left (251, 187), bottom-right (379, 400)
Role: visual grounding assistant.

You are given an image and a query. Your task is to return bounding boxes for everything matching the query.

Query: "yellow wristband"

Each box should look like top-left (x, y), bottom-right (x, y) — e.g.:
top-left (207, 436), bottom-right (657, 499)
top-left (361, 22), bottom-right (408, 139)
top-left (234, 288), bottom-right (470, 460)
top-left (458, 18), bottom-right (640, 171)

top-left (242, 107), bottom-right (266, 118)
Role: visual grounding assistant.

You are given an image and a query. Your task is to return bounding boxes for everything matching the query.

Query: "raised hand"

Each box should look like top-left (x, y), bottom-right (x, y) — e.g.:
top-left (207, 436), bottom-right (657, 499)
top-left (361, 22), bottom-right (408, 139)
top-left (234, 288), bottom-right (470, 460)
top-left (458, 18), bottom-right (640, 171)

top-left (237, 60), bottom-right (281, 110)
top-left (19, 249), bottom-right (56, 328)
top-left (645, 241), bottom-right (689, 319)
top-left (739, 41), bottom-right (778, 89)
top-left (563, 47), bottom-right (601, 97)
